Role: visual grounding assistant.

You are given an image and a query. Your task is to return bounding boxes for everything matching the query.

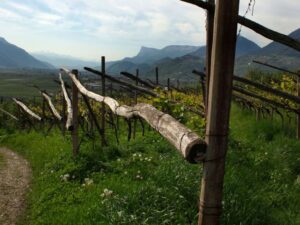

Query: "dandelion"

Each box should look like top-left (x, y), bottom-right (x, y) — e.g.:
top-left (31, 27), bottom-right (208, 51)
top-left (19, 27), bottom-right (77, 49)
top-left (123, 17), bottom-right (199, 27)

top-left (84, 178), bottom-right (94, 186)
top-left (61, 174), bottom-right (70, 182)
top-left (136, 175), bottom-right (143, 180)
top-left (130, 215), bottom-right (137, 220)
top-left (101, 188), bottom-right (113, 198)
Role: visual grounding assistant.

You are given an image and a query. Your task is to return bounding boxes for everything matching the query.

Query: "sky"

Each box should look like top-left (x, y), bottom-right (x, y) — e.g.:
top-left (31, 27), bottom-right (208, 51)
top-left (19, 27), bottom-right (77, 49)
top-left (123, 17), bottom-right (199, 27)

top-left (0, 0), bottom-right (299, 61)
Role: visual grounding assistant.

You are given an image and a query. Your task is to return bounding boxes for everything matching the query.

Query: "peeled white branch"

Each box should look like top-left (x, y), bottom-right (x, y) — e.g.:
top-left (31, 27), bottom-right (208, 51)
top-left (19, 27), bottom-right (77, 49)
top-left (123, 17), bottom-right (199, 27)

top-left (0, 108), bottom-right (18, 121)
top-left (61, 68), bottom-right (206, 163)
top-left (59, 73), bottom-right (73, 130)
top-left (41, 92), bottom-right (62, 121)
top-left (12, 98), bottom-right (42, 121)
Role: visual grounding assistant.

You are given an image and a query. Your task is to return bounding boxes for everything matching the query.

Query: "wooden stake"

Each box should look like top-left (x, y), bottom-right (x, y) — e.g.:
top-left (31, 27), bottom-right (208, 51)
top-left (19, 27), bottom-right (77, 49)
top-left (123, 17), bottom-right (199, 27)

top-left (133, 69), bottom-right (139, 139)
top-left (297, 75), bottom-right (300, 139)
top-left (72, 69), bottom-right (79, 157)
top-left (62, 91), bottom-right (66, 136)
top-left (101, 56), bottom-right (106, 146)
top-left (199, 0), bottom-right (239, 224)
top-left (155, 67), bottom-right (159, 85)
top-left (42, 97), bottom-right (46, 119)
top-left (205, 0), bottom-right (215, 115)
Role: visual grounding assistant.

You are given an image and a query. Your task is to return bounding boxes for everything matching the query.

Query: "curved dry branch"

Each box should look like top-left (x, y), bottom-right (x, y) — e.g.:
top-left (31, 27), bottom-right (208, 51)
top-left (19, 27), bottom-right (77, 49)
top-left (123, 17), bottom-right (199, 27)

top-left (61, 68), bottom-right (206, 163)
top-left (12, 98), bottom-right (42, 121)
top-left (41, 92), bottom-right (62, 121)
top-left (0, 108), bottom-right (18, 121)
top-left (59, 73), bottom-right (73, 130)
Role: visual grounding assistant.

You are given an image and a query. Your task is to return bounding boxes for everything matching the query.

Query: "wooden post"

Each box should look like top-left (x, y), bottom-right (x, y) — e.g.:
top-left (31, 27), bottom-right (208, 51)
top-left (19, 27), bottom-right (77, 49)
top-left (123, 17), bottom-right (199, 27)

top-left (177, 79), bottom-right (180, 89)
top-left (297, 75), bottom-right (300, 139)
top-left (110, 82), bottom-right (113, 97)
top-left (167, 78), bottom-right (170, 90)
top-left (72, 70), bottom-right (79, 157)
top-left (155, 67), bottom-right (159, 85)
top-left (61, 91), bottom-right (66, 136)
top-left (200, 73), bottom-right (206, 108)
top-left (205, 0), bottom-right (215, 116)
top-left (199, 0), bottom-right (239, 225)
top-left (42, 97), bottom-right (46, 119)
top-left (101, 56), bottom-right (106, 146)
top-left (133, 69), bottom-right (139, 139)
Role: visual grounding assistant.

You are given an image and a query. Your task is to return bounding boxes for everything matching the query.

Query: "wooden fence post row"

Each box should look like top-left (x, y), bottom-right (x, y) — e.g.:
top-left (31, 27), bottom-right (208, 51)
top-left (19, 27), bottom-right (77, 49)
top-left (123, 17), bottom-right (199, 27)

top-left (61, 68), bottom-right (207, 163)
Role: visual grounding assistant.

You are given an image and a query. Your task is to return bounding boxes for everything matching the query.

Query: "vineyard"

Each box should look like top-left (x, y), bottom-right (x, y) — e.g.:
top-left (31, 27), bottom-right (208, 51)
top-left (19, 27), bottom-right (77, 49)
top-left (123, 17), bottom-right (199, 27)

top-left (0, 62), bottom-right (300, 225)
top-left (0, 0), bottom-right (300, 225)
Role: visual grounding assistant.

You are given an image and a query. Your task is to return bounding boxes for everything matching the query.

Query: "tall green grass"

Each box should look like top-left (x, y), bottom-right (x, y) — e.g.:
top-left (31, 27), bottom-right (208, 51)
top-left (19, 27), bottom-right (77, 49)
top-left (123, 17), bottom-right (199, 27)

top-left (0, 105), bottom-right (299, 225)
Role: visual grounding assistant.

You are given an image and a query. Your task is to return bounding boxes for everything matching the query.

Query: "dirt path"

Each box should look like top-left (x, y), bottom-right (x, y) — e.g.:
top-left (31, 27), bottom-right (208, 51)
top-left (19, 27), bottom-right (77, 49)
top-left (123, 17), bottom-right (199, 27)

top-left (0, 148), bottom-right (31, 225)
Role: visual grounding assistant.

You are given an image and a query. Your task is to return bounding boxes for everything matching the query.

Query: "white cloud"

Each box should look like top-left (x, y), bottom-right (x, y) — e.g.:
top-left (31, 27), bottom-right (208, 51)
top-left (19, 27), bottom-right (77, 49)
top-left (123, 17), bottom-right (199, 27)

top-left (176, 22), bottom-right (195, 34)
top-left (0, 7), bottom-right (22, 21)
top-left (7, 2), bottom-right (33, 14)
top-left (0, 0), bottom-right (299, 60)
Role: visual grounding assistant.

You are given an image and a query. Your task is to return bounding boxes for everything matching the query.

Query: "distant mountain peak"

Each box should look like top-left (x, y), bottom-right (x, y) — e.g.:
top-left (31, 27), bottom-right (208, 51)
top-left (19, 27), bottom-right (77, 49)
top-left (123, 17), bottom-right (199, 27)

top-left (289, 28), bottom-right (300, 40)
top-left (0, 37), bottom-right (7, 43)
top-left (0, 37), bottom-right (54, 69)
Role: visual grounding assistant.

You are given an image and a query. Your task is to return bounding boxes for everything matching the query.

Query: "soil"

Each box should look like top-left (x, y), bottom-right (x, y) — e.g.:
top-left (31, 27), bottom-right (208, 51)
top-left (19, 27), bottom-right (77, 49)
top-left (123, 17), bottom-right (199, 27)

top-left (0, 148), bottom-right (31, 225)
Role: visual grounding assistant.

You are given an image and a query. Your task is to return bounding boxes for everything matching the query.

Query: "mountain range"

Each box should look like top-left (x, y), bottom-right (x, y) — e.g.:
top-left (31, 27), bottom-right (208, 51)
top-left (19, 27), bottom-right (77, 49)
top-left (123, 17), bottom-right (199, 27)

top-left (0, 37), bottom-right (53, 69)
top-left (0, 28), bottom-right (299, 79)
top-left (106, 29), bottom-right (299, 79)
top-left (235, 28), bottom-right (300, 75)
top-left (32, 52), bottom-right (100, 69)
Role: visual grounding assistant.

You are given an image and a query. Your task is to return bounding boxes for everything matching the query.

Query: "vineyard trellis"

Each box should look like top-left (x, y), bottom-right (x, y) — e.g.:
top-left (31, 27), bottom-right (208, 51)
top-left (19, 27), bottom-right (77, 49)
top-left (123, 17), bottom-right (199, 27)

top-left (0, 1), bottom-right (299, 225)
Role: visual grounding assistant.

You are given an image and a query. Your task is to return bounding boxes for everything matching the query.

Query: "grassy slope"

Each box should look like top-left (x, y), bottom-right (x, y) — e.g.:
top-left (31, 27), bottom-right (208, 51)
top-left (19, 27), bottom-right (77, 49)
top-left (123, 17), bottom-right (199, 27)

top-left (0, 105), bottom-right (299, 225)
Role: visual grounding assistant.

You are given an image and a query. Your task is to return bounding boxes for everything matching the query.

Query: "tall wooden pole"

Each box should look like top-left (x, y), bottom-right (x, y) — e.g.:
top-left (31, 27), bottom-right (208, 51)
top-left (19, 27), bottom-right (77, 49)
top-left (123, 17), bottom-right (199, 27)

top-left (61, 91), bottom-right (66, 136)
top-left (101, 56), bottom-right (106, 146)
top-left (297, 74), bottom-right (300, 139)
top-left (205, 0), bottom-right (215, 115)
top-left (71, 70), bottom-right (79, 157)
top-left (133, 69), bottom-right (139, 139)
top-left (199, 0), bottom-right (239, 225)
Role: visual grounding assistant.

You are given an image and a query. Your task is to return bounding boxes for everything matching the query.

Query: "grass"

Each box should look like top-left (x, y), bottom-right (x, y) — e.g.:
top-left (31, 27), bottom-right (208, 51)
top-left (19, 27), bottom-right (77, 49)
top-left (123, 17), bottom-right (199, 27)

top-left (0, 105), bottom-right (299, 225)
top-left (0, 71), bottom-right (59, 98)
top-left (0, 127), bottom-right (201, 225)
